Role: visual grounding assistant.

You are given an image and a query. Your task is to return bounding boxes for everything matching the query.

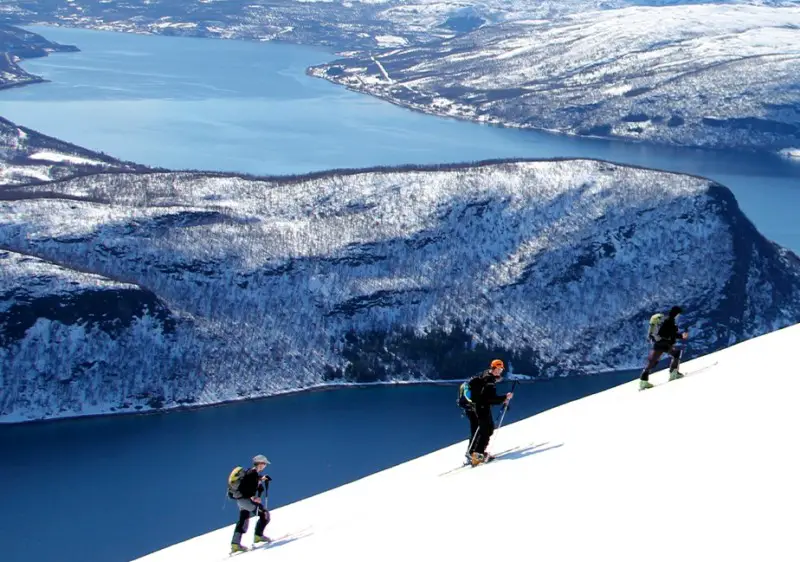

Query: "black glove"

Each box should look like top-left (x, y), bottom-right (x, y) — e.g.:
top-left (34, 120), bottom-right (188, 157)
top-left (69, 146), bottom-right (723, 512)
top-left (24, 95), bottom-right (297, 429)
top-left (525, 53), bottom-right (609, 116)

top-left (262, 474), bottom-right (272, 482)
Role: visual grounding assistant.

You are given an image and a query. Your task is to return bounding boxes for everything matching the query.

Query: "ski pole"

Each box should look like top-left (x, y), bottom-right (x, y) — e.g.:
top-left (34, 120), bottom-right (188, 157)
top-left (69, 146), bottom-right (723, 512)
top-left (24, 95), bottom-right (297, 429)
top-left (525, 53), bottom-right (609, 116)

top-left (466, 424), bottom-right (480, 459)
top-left (262, 477), bottom-right (270, 510)
top-left (496, 379), bottom-right (518, 430)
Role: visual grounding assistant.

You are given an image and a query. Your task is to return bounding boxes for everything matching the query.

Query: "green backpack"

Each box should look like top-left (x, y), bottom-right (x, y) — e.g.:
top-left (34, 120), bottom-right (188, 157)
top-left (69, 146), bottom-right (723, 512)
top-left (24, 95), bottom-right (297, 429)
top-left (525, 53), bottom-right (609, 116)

top-left (648, 313), bottom-right (665, 342)
top-left (227, 466), bottom-right (246, 499)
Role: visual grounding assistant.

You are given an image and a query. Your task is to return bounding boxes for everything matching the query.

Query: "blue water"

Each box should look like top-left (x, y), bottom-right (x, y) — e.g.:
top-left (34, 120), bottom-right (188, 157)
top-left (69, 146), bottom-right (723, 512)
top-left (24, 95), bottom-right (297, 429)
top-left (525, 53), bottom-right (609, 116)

top-left (0, 374), bottom-right (635, 562)
top-left (0, 26), bottom-right (799, 252)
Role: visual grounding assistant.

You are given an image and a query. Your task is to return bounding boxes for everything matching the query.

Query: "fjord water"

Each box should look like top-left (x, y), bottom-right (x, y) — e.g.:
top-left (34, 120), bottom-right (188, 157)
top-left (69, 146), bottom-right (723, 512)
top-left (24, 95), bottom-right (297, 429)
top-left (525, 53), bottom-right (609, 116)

top-left (1, 26), bottom-right (799, 253)
top-left (0, 374), bottom-right (636, 562)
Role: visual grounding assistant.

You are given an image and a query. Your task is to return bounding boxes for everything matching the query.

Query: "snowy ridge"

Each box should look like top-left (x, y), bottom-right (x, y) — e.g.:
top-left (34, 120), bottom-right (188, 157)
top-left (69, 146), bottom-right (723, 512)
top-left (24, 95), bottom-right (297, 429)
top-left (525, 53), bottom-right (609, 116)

top-left (310, 5), bottom-right (800, 150)
top-left (134, 322), bottom-right (800, 562)
top-left (2, 158), bottom-right (800, 421)
top-left (0, 249), bottom-right (136, 313)
top-left (3, 0), bottom-right (798, 51)
top-left (0, 117), bottom-right (146, 186)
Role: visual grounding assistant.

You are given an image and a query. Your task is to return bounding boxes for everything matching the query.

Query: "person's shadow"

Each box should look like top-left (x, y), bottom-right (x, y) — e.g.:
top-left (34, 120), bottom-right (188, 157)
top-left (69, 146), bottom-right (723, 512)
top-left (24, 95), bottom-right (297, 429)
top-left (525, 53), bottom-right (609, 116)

top-left (494, 441), bottom-right (564, 461)
top-left (262, 526), bottom-right (314, 550)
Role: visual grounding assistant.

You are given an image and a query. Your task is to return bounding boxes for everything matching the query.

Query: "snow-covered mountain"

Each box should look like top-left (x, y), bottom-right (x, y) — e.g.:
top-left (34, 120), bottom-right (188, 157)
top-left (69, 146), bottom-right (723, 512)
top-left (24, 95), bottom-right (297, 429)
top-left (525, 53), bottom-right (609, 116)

top-left (0, 249), bottom-right (185, 418)
top-left (132, 322), bottom-right (800, 562)
top-left (310, 4), bottom-right (800, 151)
top-left (2, 155), bottom-right (800, 422)
top-left (0, 24), bottom-right (78, 89)
top-left (2, 0), bottom-right (797, 50)
top-left (0, 117), bottom-right (148, 185)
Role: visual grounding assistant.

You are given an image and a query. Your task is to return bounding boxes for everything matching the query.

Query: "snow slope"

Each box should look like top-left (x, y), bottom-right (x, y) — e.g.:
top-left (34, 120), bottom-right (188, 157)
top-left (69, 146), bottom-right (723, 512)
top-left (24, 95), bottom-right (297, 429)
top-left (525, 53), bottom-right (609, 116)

top-left (134, 322), bottom-right (800, 562)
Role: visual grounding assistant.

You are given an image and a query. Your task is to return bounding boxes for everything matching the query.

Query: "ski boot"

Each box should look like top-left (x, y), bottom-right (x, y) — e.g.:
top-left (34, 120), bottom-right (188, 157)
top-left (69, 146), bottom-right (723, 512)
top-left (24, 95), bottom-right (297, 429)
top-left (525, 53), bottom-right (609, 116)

top-left (639, 380), bottom-right (654, 391)
top-left (254, 535), bottom-right (272, 545)
top-left (668, 369), bottom-right (684, 381)
top-left (231, 543), bottom-right (250, 554)
top-left (470, 452), bottom-right (485, 466)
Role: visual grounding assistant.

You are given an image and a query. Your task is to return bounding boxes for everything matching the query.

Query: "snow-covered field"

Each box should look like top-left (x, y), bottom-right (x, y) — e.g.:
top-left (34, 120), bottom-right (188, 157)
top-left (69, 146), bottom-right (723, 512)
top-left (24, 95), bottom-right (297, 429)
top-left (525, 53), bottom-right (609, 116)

top-left (27, 150), bottom-right (105, 165)
top-left (312, 5), bottom-right (800, 150)
top-left (133, 321), bottom-right (800, 562)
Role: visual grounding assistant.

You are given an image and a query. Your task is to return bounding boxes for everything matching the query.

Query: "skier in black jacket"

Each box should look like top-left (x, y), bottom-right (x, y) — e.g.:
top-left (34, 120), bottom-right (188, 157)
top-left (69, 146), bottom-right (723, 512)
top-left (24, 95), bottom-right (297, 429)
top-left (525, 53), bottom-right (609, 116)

top-left (639, 306), bottom-right (689, 390)
top-left (230, 455), bottom-right (272, 553)
top-left (465, 359), bottom-right (513, 465)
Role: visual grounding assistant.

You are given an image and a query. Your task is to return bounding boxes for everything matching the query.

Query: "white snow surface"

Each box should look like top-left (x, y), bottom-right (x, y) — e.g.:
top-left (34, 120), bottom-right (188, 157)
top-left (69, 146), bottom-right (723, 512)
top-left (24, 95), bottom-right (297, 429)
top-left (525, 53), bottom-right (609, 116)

top-left (374, 34), bottom-right (407, 47)
top-left (134, 322), bottom-right (800, 562)
top-left (28, 150), bottom-right (105, 166)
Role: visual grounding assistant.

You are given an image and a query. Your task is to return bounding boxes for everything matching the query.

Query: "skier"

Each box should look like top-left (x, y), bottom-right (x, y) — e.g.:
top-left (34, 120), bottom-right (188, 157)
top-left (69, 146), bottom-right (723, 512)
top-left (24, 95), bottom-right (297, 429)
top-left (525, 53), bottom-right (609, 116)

top-left (639, 306), bottom-right (689, 390)
top-left (230, 454), bottom-right (272, 553)
top-left (463, 359), bottom-right (513, 466)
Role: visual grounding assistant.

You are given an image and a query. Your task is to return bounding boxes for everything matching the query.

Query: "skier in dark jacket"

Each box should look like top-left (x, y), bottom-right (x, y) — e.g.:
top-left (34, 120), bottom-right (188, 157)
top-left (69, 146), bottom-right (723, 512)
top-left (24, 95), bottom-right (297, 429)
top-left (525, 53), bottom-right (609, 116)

top-left (639, 306), bottom-right (689, 390)
top-left (465, 359), bottom-right (513, 465)
top-left (230, 455), bottom-right (272, 553)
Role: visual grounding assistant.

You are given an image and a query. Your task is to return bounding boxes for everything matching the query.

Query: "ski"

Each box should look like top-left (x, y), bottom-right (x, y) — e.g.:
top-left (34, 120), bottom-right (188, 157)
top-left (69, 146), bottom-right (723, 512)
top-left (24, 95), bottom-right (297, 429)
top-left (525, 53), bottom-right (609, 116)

top-left (439, 446), bottom-right (521, 476)
top-left (641, 360), bottom-right (720, 390)
top-left (438, 457), bottom-right (491, 476)
top-left (227, 532), bottom-right (294, 557)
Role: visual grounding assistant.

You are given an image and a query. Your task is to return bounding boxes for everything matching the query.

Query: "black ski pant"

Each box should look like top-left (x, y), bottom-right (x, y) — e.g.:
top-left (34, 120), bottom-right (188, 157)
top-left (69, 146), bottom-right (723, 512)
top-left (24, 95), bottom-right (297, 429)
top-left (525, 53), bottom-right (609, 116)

top-left (640, 342), bottom-right (681, 381)
top-left (466, 408), bottom-right (495, 456)
top-left (232, 498), bottom-right (270, 545)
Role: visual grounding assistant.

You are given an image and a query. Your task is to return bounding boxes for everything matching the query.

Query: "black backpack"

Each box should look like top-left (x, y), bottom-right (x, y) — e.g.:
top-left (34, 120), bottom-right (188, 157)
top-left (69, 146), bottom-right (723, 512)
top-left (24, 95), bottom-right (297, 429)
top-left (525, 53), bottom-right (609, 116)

top-left (457, 374), bottom-right (485, 410)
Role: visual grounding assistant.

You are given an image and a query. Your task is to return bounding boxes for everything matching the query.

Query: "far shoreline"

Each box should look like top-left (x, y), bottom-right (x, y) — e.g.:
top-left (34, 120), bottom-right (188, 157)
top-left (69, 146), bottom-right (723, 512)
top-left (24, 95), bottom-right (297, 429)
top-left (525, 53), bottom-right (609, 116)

top-left (0, 369), bottom-right (640, 427)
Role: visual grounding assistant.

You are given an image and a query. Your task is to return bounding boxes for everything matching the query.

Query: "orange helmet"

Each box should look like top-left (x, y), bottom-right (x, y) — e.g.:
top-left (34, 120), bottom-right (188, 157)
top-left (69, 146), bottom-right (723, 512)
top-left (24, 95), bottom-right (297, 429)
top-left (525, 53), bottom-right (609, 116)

top-left (490, 359), bottom-right (505, 370)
